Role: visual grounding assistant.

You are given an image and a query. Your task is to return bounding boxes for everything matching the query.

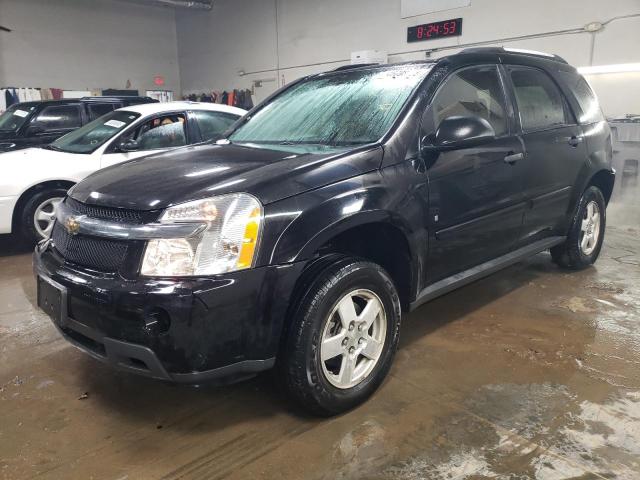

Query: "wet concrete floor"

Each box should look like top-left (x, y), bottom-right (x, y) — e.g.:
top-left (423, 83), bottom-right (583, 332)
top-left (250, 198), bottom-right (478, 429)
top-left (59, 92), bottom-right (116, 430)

top-left (0, 206), bottom-right (639, 479)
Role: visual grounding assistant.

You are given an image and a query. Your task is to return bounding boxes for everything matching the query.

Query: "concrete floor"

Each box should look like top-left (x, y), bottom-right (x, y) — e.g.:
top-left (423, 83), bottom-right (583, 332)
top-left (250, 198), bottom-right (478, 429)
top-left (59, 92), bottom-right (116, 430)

top-left (1, 205), bottom-right (639, 480)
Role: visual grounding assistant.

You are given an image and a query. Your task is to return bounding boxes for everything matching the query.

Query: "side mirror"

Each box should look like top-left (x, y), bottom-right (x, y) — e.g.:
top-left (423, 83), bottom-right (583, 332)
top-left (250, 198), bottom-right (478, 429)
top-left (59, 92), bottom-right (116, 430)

top-left (118, 139), bottom-right (140, 152)
top-left (428, 115), bottom-right (496, 151)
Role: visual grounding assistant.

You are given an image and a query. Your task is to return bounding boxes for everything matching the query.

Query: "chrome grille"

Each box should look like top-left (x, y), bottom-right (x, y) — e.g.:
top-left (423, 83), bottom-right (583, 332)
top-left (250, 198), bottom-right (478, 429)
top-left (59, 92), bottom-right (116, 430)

top-left (49, 197), bottom-right (157, 272)
top-left (64, 197), bottom-right (158, 224)
top-left (51, 222), bottom-right (128, 272)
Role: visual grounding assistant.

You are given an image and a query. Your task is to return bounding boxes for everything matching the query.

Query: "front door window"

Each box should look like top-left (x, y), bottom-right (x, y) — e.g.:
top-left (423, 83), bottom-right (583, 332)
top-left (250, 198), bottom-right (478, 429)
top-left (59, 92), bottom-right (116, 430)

top-left (430, 65), bottom-right (508, 136)
top-left (124, 113), bottom-right (188, 150)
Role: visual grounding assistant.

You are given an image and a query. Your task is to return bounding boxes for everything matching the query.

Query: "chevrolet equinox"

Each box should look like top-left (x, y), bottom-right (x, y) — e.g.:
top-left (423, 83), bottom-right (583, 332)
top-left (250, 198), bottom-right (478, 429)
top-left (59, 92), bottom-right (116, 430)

top-left (34, 47), bottom-right (615, 415)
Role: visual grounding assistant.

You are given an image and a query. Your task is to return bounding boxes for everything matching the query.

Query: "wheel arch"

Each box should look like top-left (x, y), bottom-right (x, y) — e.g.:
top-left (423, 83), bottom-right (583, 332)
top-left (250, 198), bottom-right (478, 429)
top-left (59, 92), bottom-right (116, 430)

top-left (12, 180), bottom-right (75, 231)
top-left (313, 220), bottom-right (415, 310)
top-left (283, 214), bottom-right (418, 312)
top-left (586, 168), bottom-right (615, 205)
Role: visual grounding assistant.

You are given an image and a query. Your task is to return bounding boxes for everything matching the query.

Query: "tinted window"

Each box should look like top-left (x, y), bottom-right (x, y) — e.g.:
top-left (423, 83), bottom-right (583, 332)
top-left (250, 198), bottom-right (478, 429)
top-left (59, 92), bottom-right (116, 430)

top-left (88, 103), bottom-right (118, 121)
top-left (431, 66), bottom-right (507, 135)
top-left (122, 113), bottom-right (187, 150)
top-left (32, 104), bottom-right (82, 131)
top-left (558, 72), bottom-right (604, 124)
top-left (193, 111), bottom-right (239, 141)
top-left (229, 64), bottom-right (432, 149)
top-left (509, 67), bottom-right (569, 131)
top-left (51, 110), bottom-right (141, 154)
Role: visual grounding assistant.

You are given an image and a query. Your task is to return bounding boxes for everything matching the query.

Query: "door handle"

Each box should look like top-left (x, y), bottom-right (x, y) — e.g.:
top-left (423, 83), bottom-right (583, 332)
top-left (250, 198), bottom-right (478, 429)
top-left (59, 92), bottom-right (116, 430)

top-left (568, 136), bottom-right (583, 147)
top-left (504, 152), bottom-right (524, 165)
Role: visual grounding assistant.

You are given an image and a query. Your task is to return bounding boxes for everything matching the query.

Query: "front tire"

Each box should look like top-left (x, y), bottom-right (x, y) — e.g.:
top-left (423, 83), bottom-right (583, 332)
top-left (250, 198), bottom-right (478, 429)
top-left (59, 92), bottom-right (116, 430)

top-left (551, 186), bottom-right (606, 269)
top-left (279, 257), bottom-right (401, 416)
top-left (20, 188), bottom-right (67, 245)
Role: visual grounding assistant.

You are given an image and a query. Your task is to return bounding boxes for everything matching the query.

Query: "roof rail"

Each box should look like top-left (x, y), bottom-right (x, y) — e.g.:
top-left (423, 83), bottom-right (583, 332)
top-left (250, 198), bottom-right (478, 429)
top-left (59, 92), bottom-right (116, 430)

top-left (79, 95), bottom-right (152, 101)
top-left (458, 46), bottom-right (568, 64)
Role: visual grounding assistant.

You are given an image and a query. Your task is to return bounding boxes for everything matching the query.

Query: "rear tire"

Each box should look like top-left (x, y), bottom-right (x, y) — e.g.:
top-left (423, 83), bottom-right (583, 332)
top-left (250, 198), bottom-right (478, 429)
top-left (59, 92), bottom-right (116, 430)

top-left (551, 186), bottom-right (606, 269)
top-left (278, 257), bottom-right (401, 416)
top-left (20, 188), bottom-right (67, 245)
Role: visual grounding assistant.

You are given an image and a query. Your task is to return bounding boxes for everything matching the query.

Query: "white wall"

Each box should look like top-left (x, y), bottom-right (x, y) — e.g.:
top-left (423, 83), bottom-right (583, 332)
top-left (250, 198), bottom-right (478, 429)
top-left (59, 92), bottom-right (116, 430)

top-left (175, 0), bottom-right (640, 116)
top-left (0, 0), bottom-right (180, 94)
top-left (175, 0), bottom-right (278, 99)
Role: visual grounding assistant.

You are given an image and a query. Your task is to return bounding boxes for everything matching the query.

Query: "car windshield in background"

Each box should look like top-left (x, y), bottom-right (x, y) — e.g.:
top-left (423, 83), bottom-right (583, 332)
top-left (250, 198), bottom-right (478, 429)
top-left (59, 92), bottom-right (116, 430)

top-left (229, 64), bottom-right (433, 149)
top-left (50, 110), bottom-right (141, 154)
top-left (0, 104), bottom-right (36, 131)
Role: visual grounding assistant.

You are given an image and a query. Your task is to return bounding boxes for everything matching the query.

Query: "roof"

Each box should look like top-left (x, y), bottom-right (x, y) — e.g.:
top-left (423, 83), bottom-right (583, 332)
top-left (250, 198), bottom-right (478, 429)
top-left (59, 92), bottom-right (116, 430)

top-left (324, 61), bottom-right (435, 78)
top-left (330, 47), bottom-right (569, 76)
top-left (116, 101), bottom-right (247, 116)
top-left (457, 47), bottom-right (569, 64)
top-left (8, 96), bottom-right (154, 108)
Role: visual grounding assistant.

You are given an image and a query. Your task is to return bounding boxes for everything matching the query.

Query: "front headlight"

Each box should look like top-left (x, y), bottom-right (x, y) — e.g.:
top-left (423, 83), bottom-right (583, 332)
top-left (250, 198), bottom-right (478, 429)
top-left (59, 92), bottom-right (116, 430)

top-left (141, 193), bottom-right (263, 276)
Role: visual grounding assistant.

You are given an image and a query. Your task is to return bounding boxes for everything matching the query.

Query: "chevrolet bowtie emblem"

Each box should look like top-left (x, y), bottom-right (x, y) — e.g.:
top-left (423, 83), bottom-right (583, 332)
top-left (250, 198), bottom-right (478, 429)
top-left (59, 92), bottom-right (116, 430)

top-left (65, 216), bottom-right (81, 235)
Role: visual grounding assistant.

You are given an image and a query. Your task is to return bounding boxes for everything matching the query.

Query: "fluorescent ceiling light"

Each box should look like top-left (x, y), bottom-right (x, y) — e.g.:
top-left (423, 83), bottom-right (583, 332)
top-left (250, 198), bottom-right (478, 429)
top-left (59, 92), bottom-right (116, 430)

top-left (578, 63), bottom-right (640, 75)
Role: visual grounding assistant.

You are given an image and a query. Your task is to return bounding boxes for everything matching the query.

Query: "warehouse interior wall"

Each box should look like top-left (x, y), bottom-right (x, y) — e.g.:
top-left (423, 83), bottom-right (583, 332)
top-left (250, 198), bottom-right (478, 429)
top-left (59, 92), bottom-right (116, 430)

top-left (175, 0), bottom-right (640, 117)
top-left (0, 0), bottom-right (638, 117)
top-left (0, 0), bottom-right (181, 94)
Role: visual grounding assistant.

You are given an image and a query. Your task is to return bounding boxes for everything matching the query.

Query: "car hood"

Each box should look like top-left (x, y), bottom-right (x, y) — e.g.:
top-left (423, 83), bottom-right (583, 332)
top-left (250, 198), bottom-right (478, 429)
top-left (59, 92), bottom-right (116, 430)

top-left (70, 143), bottom-right (382, 210)
top-left (1, 146), bottom-right (66, 161)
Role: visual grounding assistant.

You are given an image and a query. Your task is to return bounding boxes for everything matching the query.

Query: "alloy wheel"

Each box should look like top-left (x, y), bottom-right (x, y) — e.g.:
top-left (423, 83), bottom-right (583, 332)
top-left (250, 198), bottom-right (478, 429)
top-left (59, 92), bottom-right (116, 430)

top-left (580, 200), bottom-right (601, 256)
top-left (320, 289), bottom-right (387, 389)
top-left (33, 197), bottom-right (63, 239)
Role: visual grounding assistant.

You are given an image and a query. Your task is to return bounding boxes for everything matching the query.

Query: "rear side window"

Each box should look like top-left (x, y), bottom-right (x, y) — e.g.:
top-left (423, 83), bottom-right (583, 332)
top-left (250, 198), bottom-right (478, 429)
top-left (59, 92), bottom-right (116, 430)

top-left (509, 67), bottom-right (570, 132)
top-left (88, 103), bottom-right (118, 121)
top-left (32, 104), bottom-right (82, 131)
top-left (558, 72), bottom-right (604, 124)
top-left (431, 66), bottom-right (508, 136)
top-left (193, 111), bottom-right (239, 141)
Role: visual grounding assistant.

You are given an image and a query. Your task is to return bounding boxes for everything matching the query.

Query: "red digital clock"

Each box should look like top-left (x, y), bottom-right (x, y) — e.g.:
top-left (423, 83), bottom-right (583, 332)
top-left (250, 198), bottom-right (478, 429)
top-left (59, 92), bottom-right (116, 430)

top-left (407, 18), bottom-right (463, 43)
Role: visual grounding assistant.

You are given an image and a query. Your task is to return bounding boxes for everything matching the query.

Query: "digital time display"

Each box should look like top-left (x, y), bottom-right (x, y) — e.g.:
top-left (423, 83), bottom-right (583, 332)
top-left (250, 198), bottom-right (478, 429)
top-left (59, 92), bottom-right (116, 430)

top-left (407, 18), bottom-right (463, 43)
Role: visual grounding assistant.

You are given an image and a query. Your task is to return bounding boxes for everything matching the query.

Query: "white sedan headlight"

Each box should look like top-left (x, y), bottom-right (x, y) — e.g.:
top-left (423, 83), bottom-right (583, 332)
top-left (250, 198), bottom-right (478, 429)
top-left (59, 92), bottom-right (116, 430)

top-left (141, 194), bottom-right (263, 276)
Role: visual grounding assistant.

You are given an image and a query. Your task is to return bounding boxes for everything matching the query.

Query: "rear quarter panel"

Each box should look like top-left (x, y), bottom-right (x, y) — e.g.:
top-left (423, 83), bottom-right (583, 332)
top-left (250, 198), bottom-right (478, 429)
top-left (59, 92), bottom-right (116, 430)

top-left (568, 120), bottom-right (613, 211)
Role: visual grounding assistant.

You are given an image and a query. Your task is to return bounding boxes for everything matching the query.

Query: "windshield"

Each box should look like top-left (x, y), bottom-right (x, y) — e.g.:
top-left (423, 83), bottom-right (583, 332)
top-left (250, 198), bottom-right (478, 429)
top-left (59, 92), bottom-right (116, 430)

top-left (50, 110), bottom-right (141, 153)
top-left (0, 104), bottom-right (36, 131)
top-left (229, 64), bottom-right (433, 148)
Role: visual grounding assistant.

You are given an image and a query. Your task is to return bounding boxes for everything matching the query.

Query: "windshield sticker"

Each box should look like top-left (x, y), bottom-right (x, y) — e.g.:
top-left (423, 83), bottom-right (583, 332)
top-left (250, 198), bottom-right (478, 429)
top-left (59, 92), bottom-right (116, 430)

top-left (104, 119), bottom-right (126, 128)
top-left (13, 109), bottom-right (29, 118)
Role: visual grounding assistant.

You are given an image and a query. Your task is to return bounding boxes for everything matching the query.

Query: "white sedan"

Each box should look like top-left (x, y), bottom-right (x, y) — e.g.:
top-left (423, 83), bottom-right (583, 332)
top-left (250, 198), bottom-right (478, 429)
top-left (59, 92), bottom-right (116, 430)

top-left (0, 101), bottom-right (246, 243)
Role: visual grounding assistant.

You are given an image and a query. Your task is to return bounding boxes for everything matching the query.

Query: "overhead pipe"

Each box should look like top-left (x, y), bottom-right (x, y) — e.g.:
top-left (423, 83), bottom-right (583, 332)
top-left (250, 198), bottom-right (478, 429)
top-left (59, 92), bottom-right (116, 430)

top-left (153, 0), bottom-right (212, 9)
top-left (124, 0), bottom-right (213, 10)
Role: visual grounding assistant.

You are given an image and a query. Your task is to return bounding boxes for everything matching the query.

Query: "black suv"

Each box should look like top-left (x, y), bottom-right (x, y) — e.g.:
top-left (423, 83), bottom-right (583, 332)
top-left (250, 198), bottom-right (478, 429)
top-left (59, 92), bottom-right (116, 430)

top-left (0, 96), bottom-right (157, 152)
top-left (34, 48), bottom-right (614, 415)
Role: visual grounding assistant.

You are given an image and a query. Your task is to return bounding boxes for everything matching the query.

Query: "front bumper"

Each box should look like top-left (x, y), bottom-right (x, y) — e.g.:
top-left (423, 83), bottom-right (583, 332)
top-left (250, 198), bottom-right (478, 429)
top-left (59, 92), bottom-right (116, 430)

top-left (34, 242), bottom-right (306, 383)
